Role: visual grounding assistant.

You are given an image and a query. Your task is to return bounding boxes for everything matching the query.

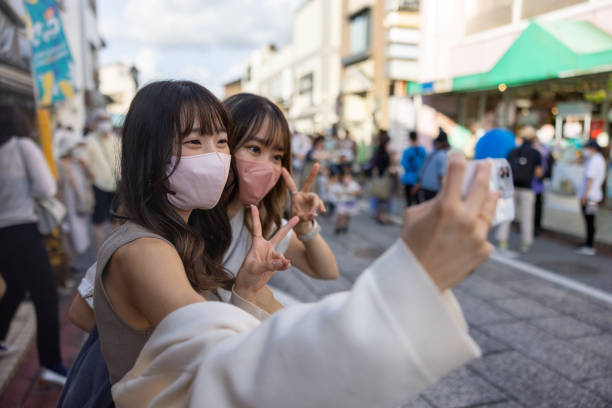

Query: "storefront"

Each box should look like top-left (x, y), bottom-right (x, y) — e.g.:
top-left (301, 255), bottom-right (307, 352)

top-left (418, 20), bottom-right (612, 205)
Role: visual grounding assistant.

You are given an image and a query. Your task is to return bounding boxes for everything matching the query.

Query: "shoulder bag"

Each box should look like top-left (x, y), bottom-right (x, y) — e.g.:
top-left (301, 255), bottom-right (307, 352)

top-left (17, 139), bottom-right (67, 235)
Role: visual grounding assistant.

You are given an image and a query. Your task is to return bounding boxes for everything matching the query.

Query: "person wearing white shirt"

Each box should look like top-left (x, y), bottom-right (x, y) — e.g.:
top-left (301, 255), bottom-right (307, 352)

top-left (575, 140), bottom-right (607, 255)
top-left (80, 113), bottom-right (121, 251)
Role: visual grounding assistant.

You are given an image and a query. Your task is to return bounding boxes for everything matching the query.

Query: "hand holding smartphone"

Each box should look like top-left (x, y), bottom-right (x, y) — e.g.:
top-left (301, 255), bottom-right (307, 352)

top-left (461, 158), bottom-right (515, 226)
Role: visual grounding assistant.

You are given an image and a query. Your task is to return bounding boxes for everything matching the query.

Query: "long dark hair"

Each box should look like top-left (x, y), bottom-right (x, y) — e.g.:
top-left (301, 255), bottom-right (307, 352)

top-left (118, 80), bottom-right (235, 291)
top-left (0, 105), bottom-right (33, 146)
top-left (223, 93), bottom-right (292, 238)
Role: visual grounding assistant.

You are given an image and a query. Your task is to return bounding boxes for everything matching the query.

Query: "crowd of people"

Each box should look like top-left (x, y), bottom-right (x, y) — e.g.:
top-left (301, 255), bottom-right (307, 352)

top-left (289, 122), bottom-right (606, 256)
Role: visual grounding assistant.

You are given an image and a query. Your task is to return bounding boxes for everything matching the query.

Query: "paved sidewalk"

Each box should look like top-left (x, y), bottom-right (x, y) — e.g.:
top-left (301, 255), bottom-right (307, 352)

top-left (270, 212), bottom-right (612, 407)
top-left (0, 291), bottom-right (85, 407)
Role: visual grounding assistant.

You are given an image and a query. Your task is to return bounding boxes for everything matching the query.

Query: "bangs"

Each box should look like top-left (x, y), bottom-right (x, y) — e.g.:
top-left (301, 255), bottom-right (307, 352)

top-left (177, 86), bottom-right (230, 138)
top-left (242, 111), bottom-right (287, 151)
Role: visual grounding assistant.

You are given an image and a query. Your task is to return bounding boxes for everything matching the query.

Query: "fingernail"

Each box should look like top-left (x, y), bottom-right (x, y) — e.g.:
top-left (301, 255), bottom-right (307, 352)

top-left (273, 260), bottom-right (284, 267)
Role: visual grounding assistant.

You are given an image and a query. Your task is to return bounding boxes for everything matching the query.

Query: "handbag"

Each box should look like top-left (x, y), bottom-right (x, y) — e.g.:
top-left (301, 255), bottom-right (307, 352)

top-left (370, 170), bottom-right (391, 200)
top-left (16, 139), bottom-right (67, 235)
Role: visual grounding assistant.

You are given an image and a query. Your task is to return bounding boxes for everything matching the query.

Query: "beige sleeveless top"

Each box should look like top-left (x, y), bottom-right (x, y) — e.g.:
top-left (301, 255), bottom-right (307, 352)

top-left (94, 221), bottom-right (221, 384)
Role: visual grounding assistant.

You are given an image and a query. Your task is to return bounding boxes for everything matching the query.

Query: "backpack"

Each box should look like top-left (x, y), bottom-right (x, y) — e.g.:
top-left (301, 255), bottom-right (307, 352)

top-left (508, 146), bottom-right (535, 188)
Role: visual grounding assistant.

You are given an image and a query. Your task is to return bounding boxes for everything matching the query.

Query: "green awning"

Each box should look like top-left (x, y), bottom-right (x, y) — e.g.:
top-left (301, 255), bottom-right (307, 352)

top-left (452, 20), bottom-right (612, 92)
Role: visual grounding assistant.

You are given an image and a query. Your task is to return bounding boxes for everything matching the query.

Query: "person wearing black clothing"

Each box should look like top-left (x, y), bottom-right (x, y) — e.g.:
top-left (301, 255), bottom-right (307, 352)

top-left (496, 126), bottom-right (542, 253)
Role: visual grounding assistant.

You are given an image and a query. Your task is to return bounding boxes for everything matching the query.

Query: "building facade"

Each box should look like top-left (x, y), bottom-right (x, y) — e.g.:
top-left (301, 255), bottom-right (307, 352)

top-left (99, 62), bottom-right (138, 125)
top-left (339, 0), bottom-right (420, 149)
top-left (0, 0), bottom-right (35, 114)
top-left (238, 0), bottom-right (343, 135)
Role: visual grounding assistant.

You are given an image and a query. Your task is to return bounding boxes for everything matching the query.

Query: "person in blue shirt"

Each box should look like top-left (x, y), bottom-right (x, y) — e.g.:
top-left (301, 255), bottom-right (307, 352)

top-left (414, 129), bottom-right (450, 201)
top-left (400, 131), bottom-right (426, 206)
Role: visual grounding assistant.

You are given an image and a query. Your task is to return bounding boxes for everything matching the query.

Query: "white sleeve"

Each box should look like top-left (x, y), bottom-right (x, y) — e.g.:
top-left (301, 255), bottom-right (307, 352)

top-left (274, 219), bottom-right (294, 254)
top-left (112, 239), bottom-right (480, 408)
top-left (20, 138), bottom-right (56, 199)
top-left (77, 263), bottom-right (97, 309)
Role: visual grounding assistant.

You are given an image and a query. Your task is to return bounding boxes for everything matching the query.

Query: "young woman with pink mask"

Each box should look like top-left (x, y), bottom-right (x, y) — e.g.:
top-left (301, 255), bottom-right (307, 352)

top-left (221, 94), bottom-right (338, 303)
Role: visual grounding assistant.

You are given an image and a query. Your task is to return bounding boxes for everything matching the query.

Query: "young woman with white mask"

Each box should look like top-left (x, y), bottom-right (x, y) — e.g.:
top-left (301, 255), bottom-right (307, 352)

top-left (222, 94), bottom-right (338, 308)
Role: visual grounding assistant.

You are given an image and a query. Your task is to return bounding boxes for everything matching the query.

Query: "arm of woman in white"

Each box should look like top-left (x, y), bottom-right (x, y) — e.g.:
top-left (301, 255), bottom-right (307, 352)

top-left (21, 138), bottom-right (56, 199)
top-left (112, 239), bottom-right (479, 408)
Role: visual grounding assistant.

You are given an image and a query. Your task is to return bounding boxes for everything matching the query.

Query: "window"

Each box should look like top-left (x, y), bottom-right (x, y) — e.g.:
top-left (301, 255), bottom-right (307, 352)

top-left (386, 0), bottom-right (419, 12)
top-left (349, 9), bottom-right (371, 56)
top-left (521, 0), bottom-right (587, 19)
top-left (299, 73), bottom-right (313, 95)
top-left (464, 0), bottom-right (512, 35)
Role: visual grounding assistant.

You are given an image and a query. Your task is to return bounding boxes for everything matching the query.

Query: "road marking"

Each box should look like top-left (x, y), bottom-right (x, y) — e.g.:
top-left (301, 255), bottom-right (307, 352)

top-left (490, 252), bottom-right (612, 305)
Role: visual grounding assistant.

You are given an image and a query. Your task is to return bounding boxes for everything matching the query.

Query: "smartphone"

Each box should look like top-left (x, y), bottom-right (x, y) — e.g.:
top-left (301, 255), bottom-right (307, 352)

top-left (461, 158), bottom-right (515, 226)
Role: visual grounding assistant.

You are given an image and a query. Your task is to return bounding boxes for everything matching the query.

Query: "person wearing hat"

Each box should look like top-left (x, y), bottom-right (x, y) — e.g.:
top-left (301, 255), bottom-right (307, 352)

top-left (576, 140), bottom-right (606, 255)
top-left (413, 128), bottom-right (450, 201)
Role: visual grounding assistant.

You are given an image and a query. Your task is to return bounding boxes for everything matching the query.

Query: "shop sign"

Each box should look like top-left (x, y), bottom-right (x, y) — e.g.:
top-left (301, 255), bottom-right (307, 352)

top-left (23, 0), bottom-right (75, 106)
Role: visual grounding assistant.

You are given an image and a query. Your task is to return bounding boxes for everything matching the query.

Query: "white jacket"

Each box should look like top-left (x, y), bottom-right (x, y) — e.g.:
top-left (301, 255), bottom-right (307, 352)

top-left (112, 239), bottom-right (480, 407)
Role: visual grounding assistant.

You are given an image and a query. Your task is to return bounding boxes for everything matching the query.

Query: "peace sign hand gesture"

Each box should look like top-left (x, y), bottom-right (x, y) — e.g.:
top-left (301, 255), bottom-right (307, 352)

top-left (281, 163), bottom-right (326, 235)
top-left (234, 205), bottom-right (299, 303)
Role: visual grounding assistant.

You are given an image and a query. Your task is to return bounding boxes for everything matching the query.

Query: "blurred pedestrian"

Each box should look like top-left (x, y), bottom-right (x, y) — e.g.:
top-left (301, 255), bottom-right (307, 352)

top-left (291, 131), bottom-right (311, 186)
top-left (302, 134), bottom-right (327, 192)
top-left (369, 130), bottom-right (392, 224)
top-left (0, 105), bottom-right (67, 385)
top-left (532, 134), bottom-right (550, 236)
top-left (575, 140), bottom-right (606, 255)
top-left (401, 130), bottom-right (426, 206)
top-left (414, 128), bottom-right (450, 201)
top-left (329, 167), bottom-right (362, 234)
top-left (56, 134), bottom-right (93, 280)
top-left (79, 113), bottom-right (121, 252)
top-left (497, 126), bottom-right (543, 253)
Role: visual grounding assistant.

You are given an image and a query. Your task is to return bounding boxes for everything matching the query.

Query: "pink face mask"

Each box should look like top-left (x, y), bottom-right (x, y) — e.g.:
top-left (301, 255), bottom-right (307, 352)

top-left (235, 157), bottom-right (282, 206)
top-left (166, 152), bottom-right (232, 211)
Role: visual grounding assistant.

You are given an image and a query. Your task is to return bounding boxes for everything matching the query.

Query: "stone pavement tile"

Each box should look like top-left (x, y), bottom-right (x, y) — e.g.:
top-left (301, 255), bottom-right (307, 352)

top-left (475, 261), bottom-right (530, 283)
top-left (529, 316), bottom-right (602, 339)
top-left (456, 274), bottom-right (520, 301)
top-left (482, 321), bottom-right (612, 381)
top-left (573, 334), bottom-right (612, 358)
top-left (582, 377), bottom-right (612, 403)
top-left (469, 328), bottom-right (512, 355)
top-left (491, 297), bottom-right (558, 320)
top-left (399, 397), bottom-right (434, 408)
top-left (572, 310), bottom-right (612, 333)
top-left (454, 292), bottom-right (517, 327)
top-left (422, 367), bottom-right (507, 408)
top-left (502, 279), bottom-right (608, 316)
top-left (483, 401), bottom-right (525, 408)
top-left (470, 351), bottom-right (609, 408)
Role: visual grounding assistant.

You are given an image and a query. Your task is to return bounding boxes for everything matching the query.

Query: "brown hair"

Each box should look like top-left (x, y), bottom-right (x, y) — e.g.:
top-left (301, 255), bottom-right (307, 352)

top-left (223, 93), bottom-right (292, 238)
top-left (118, 80), bottom-right (236, 292)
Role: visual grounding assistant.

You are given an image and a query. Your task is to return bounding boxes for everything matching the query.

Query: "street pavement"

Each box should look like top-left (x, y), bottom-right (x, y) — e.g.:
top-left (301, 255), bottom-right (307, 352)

top-left (270, 211), bottom-right (612, 408)
top-left (1, 208), bottom-right (611, 407)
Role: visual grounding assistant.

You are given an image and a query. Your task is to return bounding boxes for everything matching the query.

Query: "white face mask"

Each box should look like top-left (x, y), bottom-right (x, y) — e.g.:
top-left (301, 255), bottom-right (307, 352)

top-left (166, 152), bottom-right (232, 211)
top-left (583, 149), bottom-right (594, 159)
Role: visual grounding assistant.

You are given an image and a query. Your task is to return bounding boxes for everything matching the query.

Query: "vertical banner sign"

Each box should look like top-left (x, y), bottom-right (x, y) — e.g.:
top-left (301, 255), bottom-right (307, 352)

top-left (23, 0), bottom-right (75, 106)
